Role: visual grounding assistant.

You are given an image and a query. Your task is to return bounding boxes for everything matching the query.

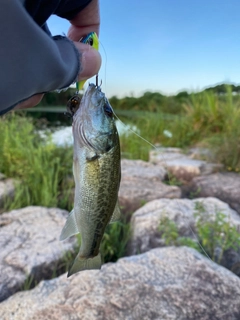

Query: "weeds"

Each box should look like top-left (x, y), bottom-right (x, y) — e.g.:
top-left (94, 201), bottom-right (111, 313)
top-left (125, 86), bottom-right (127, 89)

top-left (166, 87), bottom-right (240, 170)
top-left (158, 202), bottom-right (240, 265)
top-left (101, 219), bottom-right (131, 263)
top-left (194, 203), bottom-right (240, 264)
top-left (0, 113), bottom-right (73, 211)
top-left (117, 111), bottom-right (174, 161)
top-left (118, 86), bottom-right (240, 171)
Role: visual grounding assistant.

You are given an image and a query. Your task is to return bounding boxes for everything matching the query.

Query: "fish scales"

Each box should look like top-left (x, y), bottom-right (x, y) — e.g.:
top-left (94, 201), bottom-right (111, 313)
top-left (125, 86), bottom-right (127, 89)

top-left (74, 144), bottom-right (120, 257)
top-left (60, 83), bottom-right (121, 277)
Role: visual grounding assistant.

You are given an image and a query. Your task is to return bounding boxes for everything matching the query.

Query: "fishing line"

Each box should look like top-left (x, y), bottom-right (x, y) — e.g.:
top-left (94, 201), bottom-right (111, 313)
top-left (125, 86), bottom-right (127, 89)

top-left (99, 41), bottom-right (108, 95)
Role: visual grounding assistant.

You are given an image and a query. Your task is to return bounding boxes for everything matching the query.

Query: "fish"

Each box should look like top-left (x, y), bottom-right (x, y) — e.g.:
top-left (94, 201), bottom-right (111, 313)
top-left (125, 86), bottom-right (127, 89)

top-left (60, 83), bottom-right (121, 277)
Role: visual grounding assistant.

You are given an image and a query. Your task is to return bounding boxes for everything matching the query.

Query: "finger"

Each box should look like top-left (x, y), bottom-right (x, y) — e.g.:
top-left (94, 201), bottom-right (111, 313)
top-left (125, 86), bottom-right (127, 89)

top-left (68, 0), bottom-right (100, 41)
top-left (14, 94), bottom-right (44, 110)
top-left (74, 41), bottom-right (101, 81)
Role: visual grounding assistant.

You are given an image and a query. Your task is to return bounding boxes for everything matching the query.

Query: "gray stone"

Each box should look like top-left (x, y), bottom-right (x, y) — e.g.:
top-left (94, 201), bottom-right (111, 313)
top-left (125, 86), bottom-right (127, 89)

top-left (0, 179), bottom-right (15, 209)
top-left (121, 159), bottom-right (167, 181)
top-left (187, 172), bottom-right (240, 213)
top-left (1, 247), bottom-right (240, 320)
top-left (150, 147), bottom-right (222, 183)
top-left (119, 159), bottom-right (181, 215)
top-left (128, 197), bottom-right (240, 256)
top-left (0, 206), bottom-right (77, 302)
top-left (188, 147), bottom-right (214, 161)
top-left (0, 173), bottom-right (6, 180)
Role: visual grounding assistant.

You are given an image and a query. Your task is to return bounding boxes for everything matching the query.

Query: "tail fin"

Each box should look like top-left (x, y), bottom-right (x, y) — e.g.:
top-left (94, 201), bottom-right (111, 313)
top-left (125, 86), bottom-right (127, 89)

top-left (67, 253), bottom-right (102, 277)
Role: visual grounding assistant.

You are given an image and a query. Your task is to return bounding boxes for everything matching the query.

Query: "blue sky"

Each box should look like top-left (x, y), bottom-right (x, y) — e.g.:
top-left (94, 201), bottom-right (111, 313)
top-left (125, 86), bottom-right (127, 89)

top-left (48, 0), bottom-right (240, 97)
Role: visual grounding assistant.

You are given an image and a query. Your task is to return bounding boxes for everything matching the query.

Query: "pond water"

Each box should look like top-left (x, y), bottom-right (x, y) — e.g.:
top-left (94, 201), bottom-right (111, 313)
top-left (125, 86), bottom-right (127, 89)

top-left (49, 121), bottom-right (139, 147)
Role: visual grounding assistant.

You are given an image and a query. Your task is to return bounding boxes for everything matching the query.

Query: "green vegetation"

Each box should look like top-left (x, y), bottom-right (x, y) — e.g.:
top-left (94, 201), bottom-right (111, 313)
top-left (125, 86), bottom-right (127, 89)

top-left (159, 202), bottom-right (240, 265)
top-left (110, 91), bottom-right (185, 114)
top-left (0, 113), bottom-right (73, 211)
top-left (101, 220), bottom-right (131, 263)
top-left (117, 111), bottom-right (171, 161)
top-left (116, 85), bottom-right (240, 171)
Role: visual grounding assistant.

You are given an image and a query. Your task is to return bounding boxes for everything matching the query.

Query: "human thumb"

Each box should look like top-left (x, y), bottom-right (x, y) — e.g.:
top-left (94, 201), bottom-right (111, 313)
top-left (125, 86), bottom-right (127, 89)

top-left (74, 41), bottom-right (101, 81)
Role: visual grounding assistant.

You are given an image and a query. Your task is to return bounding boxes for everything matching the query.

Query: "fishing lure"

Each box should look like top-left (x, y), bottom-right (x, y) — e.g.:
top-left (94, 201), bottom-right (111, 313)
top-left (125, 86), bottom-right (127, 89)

top-left (66, 32), bottom-right (99, 118)
top-left (77, 32), bottom-right (99, 92)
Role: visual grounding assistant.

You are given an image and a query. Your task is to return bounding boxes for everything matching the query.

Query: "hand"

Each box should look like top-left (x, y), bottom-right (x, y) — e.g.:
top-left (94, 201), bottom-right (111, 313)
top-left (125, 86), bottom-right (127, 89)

top-left (14, 0), bottom-right (101, 111)
top-left (68, 0), bottom-right (102, 81)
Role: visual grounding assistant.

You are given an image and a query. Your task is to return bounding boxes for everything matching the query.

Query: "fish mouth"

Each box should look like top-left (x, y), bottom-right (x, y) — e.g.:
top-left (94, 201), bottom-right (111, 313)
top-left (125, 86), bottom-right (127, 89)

top-left (88, 83), bottom-right (102, 95)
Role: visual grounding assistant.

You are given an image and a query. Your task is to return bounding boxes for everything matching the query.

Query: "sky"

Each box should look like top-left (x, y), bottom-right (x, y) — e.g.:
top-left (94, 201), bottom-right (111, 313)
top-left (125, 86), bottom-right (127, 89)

top-left (48, 0), bottom-right (240, 98)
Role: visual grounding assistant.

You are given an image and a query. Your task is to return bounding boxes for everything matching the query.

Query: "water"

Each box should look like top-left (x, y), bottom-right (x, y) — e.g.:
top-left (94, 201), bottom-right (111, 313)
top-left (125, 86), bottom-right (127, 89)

top-left (51, 127), bottom-right (73, 146)
top-left (49, 121), bottom-right (139, 147)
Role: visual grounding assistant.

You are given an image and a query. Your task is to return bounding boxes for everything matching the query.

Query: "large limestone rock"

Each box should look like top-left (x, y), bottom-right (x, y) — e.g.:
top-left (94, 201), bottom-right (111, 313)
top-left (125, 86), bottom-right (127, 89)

top-left (186, 172), bottom-right (240, 213)
top-left (128, 197), bottom-right (240, 256)
top-left (1, 247), bottom-right (240, 320)
top-left (0, 206), bottom-right (77, 302)
top-left (0, 178), bottom-right (15, 209)
top-left (119, 159), bottom-right (181, 215)
top-left (150, 147), bottom-right (222, 183)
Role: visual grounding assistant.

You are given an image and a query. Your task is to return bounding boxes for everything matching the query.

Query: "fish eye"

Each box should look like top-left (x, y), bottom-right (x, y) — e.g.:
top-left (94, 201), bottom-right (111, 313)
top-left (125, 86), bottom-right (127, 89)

top-left (104, 103), bottom-right (113, 117)
top-left (71, 98), bottom-right (78, 105)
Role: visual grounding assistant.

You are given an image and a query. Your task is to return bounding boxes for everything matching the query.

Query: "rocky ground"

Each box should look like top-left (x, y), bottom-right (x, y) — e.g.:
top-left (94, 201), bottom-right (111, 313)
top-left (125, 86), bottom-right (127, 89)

top-left (1, 247), bottom-right (240, 320)
top-left (0, 148), bottom-right (240, 319)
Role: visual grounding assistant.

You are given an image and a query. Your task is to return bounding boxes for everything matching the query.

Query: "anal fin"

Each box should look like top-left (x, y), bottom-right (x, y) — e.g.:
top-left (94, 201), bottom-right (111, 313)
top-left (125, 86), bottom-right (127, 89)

top-left (60, 209), bottom-right (78, 241)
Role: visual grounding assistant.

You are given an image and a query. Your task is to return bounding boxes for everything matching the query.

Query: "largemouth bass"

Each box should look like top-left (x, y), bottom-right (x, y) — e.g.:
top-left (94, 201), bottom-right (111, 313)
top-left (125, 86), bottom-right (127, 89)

top-left (60, 83), bottom-right (121, 277)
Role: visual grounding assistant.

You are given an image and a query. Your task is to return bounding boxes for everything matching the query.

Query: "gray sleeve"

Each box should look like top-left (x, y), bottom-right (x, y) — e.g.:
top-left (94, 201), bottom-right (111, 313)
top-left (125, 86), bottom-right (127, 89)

top-left (0, 0), bottom-right (80, 115)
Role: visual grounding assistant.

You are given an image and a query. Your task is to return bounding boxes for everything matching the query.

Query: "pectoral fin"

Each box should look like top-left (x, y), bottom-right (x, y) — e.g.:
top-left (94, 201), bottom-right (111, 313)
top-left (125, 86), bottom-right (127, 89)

top-left (60, 209), bottom-right (78, 241)
top-left (109, 200), bottom-right (121, 224)
top-left (86, 149), bottom-right (99, 161)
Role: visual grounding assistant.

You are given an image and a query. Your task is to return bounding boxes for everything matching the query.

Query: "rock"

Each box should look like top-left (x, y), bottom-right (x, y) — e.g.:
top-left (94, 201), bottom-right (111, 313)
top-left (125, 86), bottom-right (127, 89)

top-left (121, 159), bottom-right (167, 181)
top-left (119, 159), bottom-right (181, 215)
top-left (149, 147), bottom-right (223, 183)
top-left (187, 172), bottom-right (240, 213)
top-left (128, 197), bottom-right (240, 256)
top-left (1, 247), bottom-right (240, 320)
top-left (188, 147), bottom-right (214, 160)
top-left (0, 206), bottom-right (77, 302)
top-left (0, 173), bottom-right (6, 180)
top-left (0, 179), bottom-right (15, 209)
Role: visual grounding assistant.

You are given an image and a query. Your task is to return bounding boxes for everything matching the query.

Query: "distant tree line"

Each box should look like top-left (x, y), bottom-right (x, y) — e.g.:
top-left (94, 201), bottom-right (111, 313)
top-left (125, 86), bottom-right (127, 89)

top-left (38, 83), bottom-right (240, 114)
top-left (204, 84), bottom-right (240, 95)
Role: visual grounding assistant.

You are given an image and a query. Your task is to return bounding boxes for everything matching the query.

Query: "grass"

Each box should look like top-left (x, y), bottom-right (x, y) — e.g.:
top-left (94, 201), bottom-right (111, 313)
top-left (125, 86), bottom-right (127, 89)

top-left (117, 86), bottom-right (240, 171)
top-left (0, 113), bottom-right (73, 211)
top-left (158, 202), bottom-right (240, 266)
top-left (166, 87), bottom-right (240, 170)
top-left (117, 110), bottom-right (175, 161)
top-left (101, 219), bottom-right (131, 263)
